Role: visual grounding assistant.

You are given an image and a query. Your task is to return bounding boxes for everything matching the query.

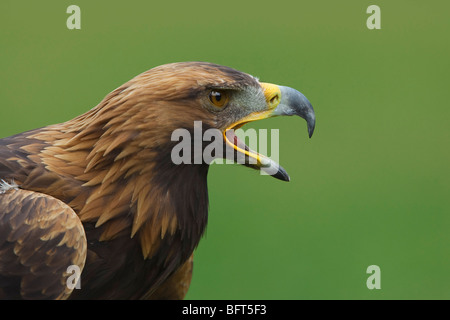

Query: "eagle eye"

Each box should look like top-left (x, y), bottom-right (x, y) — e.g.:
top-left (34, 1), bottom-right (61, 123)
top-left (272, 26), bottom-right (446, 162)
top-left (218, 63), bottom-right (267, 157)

top-left (208, 90), bottom-right (228, 108)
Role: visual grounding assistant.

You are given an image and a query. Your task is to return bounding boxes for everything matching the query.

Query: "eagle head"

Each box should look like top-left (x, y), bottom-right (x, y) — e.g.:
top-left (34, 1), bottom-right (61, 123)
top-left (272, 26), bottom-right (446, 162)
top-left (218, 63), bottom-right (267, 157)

top-left (83, 61), bottom-right (315, 182)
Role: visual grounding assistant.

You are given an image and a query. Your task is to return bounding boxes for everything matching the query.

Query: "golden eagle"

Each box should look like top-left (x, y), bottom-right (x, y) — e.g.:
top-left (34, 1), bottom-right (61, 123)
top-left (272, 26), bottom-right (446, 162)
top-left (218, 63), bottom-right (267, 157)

top-left (0, 62), bottom-right (315, 299)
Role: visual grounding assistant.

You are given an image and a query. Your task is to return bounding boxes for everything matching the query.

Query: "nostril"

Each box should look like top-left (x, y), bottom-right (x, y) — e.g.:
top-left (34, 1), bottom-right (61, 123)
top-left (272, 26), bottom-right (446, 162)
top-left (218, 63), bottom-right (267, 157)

top-left (261, 82), bottom-right (282, 108)
top-left (270, 94), bottom-right (280, 106)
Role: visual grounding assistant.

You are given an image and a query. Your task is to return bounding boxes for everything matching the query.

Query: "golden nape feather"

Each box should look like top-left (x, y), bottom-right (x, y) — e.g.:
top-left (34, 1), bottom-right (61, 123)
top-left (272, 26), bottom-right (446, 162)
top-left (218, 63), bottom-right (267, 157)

top-left (0, 62), bottom-right (315, 299)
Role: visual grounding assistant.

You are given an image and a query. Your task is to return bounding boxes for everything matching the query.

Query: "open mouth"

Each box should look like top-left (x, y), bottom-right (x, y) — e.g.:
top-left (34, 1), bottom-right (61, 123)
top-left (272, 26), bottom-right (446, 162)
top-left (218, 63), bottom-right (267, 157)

top-left (223, 116), bottom-right (289, 181)
top-left (220, 83), bottom-right (315, 182)
top-left (223, 123), bottom-right (268, 167)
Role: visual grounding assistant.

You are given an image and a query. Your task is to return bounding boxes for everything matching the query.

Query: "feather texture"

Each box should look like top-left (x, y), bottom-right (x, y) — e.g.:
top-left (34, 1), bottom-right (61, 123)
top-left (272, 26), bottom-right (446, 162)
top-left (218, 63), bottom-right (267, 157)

top-left (0, 62), bottom-right (261, 299)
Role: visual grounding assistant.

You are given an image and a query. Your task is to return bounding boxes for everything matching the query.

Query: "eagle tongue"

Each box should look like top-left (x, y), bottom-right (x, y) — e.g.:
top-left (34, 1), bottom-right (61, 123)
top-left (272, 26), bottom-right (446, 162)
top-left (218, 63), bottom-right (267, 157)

top-left (223, 129), bottom-right (290, 181)
top-left (226, 129), bottom-right (263, 163)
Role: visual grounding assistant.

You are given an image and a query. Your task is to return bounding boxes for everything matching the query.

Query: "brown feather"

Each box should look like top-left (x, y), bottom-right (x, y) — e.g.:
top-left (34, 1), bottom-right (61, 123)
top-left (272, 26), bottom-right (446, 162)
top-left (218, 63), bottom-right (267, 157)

top-left (0, 62), bottom-right (261, 299)
top-left (0, 188), bottom-right (87, 299)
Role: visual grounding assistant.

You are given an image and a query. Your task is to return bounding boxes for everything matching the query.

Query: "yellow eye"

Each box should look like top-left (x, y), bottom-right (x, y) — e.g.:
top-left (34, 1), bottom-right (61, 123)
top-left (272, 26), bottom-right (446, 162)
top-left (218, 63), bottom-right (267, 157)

top-left (209, 90), bottom-right (228, 108)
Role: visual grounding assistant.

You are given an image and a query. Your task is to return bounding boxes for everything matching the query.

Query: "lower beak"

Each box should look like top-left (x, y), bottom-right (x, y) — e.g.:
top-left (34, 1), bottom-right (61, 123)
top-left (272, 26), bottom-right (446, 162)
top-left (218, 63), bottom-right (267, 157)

top-left (223, 83), bottom-right (315, 181)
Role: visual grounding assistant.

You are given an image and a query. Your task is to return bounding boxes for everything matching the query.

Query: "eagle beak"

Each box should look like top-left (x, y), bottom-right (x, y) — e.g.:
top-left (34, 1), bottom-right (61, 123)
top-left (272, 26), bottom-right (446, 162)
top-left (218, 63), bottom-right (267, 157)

top-left (268, 84), bottom-right (316, 138)
top-left (223, 83), bottom-right (315, 181)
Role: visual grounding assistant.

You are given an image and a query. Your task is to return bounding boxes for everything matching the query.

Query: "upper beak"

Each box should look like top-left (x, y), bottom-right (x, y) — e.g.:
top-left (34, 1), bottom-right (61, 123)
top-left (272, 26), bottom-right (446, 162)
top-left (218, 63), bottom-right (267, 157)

top-left (270, 84), bottom-right (315, 138)
top-left (223, 82), bottom-right (315, 181)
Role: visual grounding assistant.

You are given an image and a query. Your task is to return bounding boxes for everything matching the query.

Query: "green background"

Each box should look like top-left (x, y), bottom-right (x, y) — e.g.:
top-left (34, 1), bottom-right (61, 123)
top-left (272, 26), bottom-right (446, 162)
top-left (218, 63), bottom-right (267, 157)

top-left (1, 1), bottom-right (448, 299)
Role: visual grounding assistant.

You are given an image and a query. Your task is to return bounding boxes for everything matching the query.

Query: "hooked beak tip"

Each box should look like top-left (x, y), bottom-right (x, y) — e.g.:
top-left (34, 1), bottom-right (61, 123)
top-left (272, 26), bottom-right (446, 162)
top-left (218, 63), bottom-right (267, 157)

top-left (307, 115), bottom-right (315, 138)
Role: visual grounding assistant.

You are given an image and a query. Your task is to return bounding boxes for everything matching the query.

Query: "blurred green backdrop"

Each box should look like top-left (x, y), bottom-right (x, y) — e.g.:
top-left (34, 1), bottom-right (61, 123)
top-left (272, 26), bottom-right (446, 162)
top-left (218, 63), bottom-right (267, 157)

top-left (0, 1), bottom-right (448, 299)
